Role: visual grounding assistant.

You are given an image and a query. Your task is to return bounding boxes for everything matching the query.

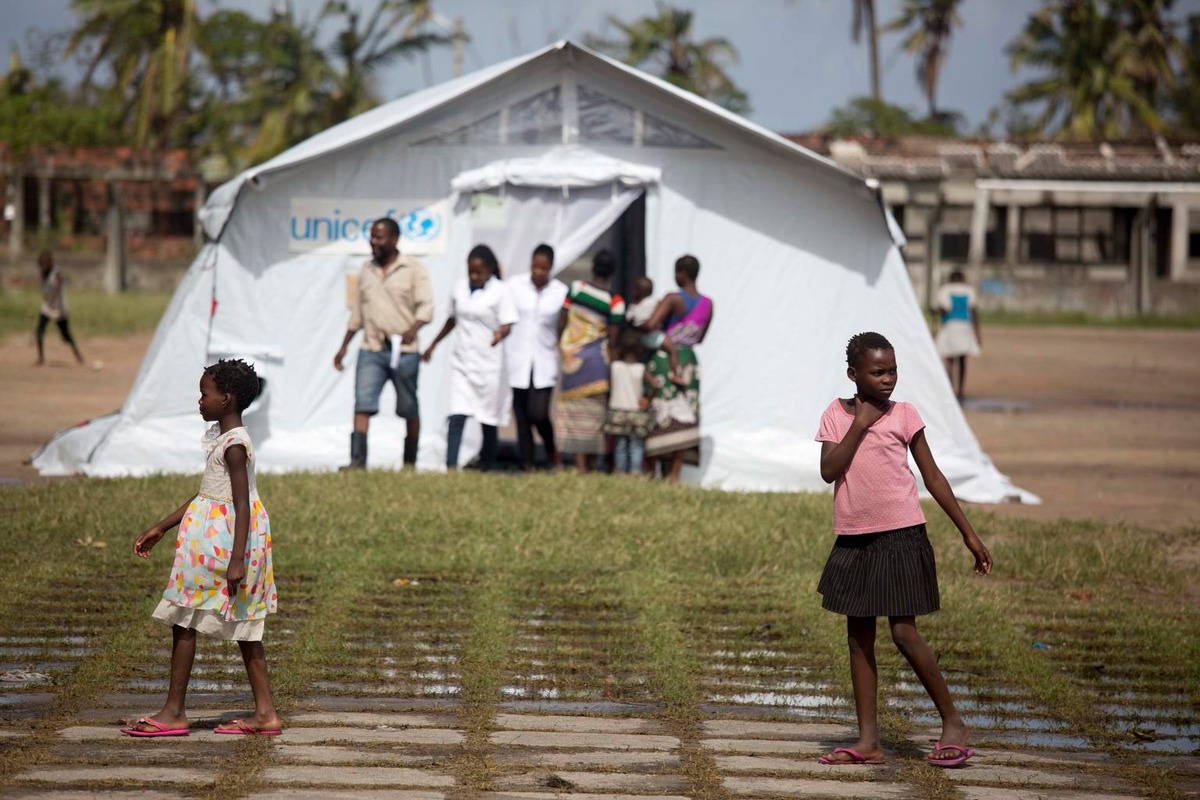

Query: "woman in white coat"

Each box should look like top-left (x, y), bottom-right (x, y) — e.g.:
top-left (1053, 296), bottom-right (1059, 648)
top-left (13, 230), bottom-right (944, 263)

top-left (423, 245), bottom-right (518, 471)
top-left (505, 243), bottom-right (568, 470)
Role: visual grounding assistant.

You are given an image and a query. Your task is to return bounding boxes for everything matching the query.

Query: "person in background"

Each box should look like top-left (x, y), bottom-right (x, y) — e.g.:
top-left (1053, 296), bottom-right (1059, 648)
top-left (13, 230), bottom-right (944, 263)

top-left (505, 243), bottom-right (568, 470)
top-left (642, 255), bottom-right (713, 482)
top-left (603, 328), bottom-right (652, 475)
top-left (626, 275), bottom-right (682, 381)
top-left (35, 250), bottom-right (85, 366)
top-left (557, 250), bottom-right (625, 473)
top-left (625, 276), bottom-right (658, 333)
top-left (334, 218), bottom-right (433, 470)
top-left (423, 245), bottom-right (517, 472)
top-left (934, 269), bottom-right (982, 402)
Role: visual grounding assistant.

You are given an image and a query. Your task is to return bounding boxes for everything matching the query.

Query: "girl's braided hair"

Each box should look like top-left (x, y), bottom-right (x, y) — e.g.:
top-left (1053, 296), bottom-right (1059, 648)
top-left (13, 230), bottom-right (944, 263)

top-left (204, 359), bottom-right (261, 411)
top-left (846, 332), bottom-right (894, 368)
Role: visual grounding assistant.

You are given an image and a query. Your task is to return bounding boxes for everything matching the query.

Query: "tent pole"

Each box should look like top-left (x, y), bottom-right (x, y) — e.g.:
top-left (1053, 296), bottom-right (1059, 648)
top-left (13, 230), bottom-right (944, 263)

top-left (561, 66), bottom-right (578, 145)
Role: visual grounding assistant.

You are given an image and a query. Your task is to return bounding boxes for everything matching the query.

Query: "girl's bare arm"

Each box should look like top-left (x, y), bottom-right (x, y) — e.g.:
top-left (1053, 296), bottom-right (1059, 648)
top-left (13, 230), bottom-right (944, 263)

top-left (910, 430), bottom-right (992, 575)
top-left (133, 495), bottom-right (197, 557)
top-left (224, 445), bottom-right (251, 589)
top-left (818, 399), bottom-right (883, 483)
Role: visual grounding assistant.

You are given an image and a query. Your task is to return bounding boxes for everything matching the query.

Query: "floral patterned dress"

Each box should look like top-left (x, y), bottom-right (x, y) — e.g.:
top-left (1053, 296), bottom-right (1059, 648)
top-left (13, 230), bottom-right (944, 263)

top-left (151, 425), bottom-right (277, 641)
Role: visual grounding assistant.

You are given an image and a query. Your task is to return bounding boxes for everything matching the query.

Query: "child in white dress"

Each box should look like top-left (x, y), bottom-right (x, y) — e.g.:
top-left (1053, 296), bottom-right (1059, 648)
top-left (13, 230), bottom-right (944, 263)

top-left (934, 270), bottom-right (982, 401)
top-left (122, 359), bottom-right (281, 737)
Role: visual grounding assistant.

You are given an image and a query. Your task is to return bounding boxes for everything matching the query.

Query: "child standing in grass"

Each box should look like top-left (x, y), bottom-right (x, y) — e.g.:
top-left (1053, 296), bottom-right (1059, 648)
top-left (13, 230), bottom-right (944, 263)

top-left (122, 359), bottom-right (281, 738)
top-left (814, 332), bottom-right (991, 768)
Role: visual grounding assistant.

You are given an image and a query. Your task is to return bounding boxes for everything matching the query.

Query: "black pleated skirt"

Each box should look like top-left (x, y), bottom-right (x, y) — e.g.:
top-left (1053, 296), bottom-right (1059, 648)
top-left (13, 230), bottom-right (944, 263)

top-left (817, 524), bottom-right (940, 617)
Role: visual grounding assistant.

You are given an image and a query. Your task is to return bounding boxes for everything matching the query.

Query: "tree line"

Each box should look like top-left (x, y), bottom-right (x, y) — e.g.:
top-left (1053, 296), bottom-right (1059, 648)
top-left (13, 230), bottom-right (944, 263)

top-left (1, 0), bottom-right (450, 169)
top-left (846, 0), bottom-right (1200, 140)
top-left (2, 0), bottom-right (1197, 174)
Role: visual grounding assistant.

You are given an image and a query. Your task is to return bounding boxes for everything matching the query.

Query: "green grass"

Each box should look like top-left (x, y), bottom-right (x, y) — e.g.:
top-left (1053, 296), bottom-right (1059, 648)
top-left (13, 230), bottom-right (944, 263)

top-left (0, 289), bottom-right (172, 341)
top-left (0, 472), bottom-right (1196, 799)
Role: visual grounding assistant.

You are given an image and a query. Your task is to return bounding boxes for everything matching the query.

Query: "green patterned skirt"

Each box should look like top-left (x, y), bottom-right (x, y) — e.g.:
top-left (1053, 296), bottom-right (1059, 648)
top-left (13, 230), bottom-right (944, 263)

top-left (645, 345), bottom-right (700, 463)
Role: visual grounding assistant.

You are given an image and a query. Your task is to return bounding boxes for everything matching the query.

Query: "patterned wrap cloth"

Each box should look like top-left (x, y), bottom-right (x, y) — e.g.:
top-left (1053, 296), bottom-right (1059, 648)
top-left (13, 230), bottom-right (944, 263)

top-left (645, 291), bottom-right (712, 461)
top-left (558, 281), bottom-right (625, 454)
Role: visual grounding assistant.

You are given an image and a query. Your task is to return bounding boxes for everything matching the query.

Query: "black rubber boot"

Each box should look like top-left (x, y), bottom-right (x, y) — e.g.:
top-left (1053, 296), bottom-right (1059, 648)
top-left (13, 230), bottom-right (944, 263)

top-left (402, 437), bottom-right (418, 470)
top-left (341, 432), bottom-right (367, 471)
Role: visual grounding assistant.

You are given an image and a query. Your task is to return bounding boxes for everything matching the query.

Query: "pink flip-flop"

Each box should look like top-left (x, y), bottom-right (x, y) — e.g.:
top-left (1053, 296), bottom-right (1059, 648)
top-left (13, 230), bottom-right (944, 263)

top-left (818, 746), bottom-right (886, 765)
top-left (120, 717), bottom-right (190, 738)
top-left (214, 719), bottom-right (282, 736)
top-left (927, 742), bottom-right (975, 767)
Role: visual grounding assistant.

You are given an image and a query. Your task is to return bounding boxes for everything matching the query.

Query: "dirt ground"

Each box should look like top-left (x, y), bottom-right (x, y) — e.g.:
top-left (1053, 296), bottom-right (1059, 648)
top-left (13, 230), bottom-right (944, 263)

top-left (963, 326), bottom-right (1199, 532)
top-left (2, 325), bottom-right (1198, 532)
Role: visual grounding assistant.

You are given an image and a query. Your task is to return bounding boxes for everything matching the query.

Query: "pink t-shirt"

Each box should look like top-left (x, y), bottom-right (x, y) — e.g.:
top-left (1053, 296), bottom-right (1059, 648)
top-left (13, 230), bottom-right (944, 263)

top-left (815, 399), bottom-right (927, 535)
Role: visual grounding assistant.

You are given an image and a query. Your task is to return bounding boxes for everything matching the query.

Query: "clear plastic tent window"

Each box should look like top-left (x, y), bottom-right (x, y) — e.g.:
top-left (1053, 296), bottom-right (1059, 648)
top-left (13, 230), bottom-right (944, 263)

top-left (641, 111), bottom-right (717, 149)
top-left (578, 83), bottom-right (718, 149)
top-left (412, 111), bottom-right (502, 146)
top-left (508, 86), bottom-right (562, 144)
top-left (414, 86), bottom-right (562, 146)
top-left (414, 82), bottom-right (718, 149)
top-left (577, 83), bottom-right (635, 145)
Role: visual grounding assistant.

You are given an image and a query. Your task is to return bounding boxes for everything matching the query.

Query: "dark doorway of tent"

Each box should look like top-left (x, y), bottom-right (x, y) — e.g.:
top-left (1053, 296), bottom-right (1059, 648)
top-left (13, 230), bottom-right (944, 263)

top-left (552, 193), bottom-right (647, 298)
top-left (488, 193), bottom-right (646, 472)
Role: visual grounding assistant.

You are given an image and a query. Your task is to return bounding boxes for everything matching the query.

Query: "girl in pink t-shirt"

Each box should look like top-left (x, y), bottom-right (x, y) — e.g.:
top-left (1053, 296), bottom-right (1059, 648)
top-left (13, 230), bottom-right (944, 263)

top-left (814, 331), bottom-right (992, 769)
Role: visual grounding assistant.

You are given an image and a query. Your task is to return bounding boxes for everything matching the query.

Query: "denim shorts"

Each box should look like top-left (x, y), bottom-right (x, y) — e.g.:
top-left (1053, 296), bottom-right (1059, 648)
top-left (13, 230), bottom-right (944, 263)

top-left (355, 348), bottom-right (420, 419)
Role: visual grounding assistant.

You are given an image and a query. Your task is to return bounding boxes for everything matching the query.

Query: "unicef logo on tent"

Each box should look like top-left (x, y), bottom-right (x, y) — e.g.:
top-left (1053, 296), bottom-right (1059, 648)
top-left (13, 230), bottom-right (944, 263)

top-left (287, 197), bottom-right (448, 255)
top-left (399, 207), bottom-right (442, 243)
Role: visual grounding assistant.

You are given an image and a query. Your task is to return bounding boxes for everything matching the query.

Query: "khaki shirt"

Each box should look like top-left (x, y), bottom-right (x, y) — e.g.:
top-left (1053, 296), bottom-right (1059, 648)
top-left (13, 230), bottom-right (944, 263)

top-left (347, 254), bottom-right (434, 353)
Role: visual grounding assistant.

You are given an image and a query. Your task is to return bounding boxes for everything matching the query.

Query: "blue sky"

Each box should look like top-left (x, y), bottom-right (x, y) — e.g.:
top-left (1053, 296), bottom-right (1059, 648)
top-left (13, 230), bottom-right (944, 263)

top-left (0, 0), bottom-right (1140, 134)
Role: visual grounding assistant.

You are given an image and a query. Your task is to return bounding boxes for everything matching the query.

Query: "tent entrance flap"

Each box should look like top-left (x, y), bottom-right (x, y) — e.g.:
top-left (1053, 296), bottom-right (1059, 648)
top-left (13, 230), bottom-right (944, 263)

top-left (470, 184), bottom-right (644, 281)
top-left (452, 145), bottom-right (659, 278)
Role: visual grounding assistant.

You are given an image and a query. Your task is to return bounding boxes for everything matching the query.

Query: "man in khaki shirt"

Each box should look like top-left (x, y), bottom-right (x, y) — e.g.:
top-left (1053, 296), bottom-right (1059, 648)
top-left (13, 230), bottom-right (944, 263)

top-left (334, 218), bottom-right (434, 469)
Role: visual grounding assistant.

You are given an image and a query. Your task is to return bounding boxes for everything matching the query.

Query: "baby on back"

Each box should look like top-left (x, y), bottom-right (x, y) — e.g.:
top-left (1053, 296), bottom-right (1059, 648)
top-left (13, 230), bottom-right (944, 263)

top-left (626, 277), bottom-right (682, 382)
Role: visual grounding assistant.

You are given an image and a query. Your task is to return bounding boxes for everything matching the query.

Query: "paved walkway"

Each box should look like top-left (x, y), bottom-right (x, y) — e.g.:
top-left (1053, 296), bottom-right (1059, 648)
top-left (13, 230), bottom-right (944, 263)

top-left (5, 697), bottom-right (1196, 799)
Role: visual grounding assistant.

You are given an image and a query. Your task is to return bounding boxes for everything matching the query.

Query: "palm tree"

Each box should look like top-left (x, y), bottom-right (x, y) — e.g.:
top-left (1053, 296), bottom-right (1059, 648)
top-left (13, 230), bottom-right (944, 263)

top-left (1115, 0), bottom-right (1184, 132)
top-left (852, 0), bottom-right (882, 105)
top-left (1005, 0), bottom-right (1161, 139)
top-left (1167, 12), bottom-right (1200, 133)
top-left (190, 7), bottom-right (329, 167)
top-left (65, 0), bottom-right (200, 150)
top-left (588, 2), bottom-right (749, 113)
top-left (321, 0), bottom-right (451, 125)
top-left (884, 0), bottom-right (962, 117)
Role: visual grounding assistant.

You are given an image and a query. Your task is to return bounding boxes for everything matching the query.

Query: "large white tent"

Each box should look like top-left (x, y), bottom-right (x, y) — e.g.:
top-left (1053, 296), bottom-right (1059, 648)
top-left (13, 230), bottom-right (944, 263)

top-left (34, 41), bottom-right (1034, 503)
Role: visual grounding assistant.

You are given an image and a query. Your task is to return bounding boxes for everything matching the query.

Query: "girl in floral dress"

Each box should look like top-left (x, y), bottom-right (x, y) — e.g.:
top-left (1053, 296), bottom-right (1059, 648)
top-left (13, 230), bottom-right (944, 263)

top-left (121, 359), bottom-right (281, 737)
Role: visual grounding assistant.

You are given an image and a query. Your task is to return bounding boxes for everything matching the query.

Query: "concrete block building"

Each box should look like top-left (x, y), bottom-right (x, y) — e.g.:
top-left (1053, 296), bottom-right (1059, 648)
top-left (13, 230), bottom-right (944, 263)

top-left (787, 136), bottom-right (1200, 316)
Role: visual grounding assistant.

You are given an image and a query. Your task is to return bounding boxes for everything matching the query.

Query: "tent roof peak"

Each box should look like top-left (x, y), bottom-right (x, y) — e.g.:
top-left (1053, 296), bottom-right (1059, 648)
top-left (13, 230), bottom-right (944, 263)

top-left (199, 39), bottom-right (863, 241)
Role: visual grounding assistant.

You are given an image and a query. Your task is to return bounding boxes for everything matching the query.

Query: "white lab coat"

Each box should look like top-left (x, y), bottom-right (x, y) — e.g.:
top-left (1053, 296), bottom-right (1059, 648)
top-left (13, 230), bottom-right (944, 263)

top-left (504, 274), bottom-right (569, 390)
top-left (446, 276), bottom-right (519, 426)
